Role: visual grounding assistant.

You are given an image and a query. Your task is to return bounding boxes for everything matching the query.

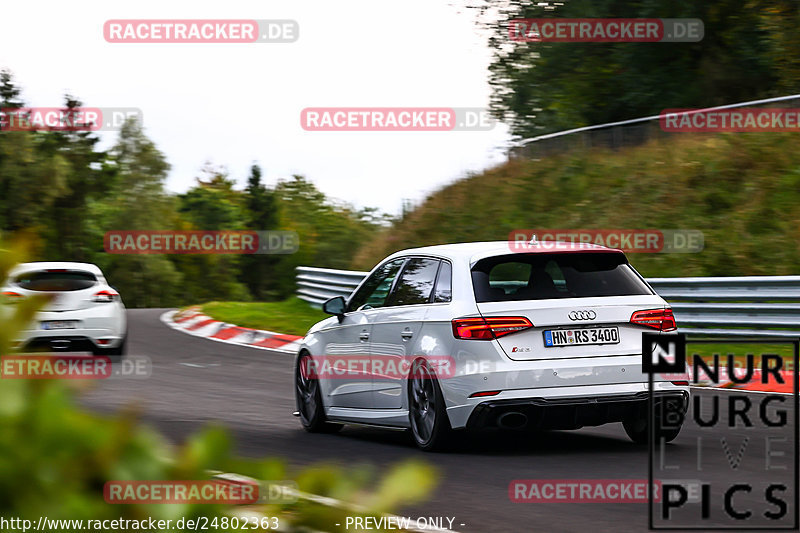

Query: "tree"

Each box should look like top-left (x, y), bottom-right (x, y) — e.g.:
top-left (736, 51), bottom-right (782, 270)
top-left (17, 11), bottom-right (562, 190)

top-left (172, 164), bottom-right (251, 303)
top-left (478, 0), bottom-right (799, 138)
top-left (36, 95), bottom-right (116, 260)
top-left (269, 176), bottom-right (384, 297)
top-left (0, 70), bottom-right (69, 237)
top-left (0, 69), bottom-right (24, 109)
top-left (90, 117), bottom-right (184, 308)
top-left (241, 164), bottom-right (279, 299)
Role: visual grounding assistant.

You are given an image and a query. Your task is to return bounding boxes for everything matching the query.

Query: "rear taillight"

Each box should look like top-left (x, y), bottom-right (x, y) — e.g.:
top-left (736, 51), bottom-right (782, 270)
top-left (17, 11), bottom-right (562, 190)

top-left (452, 316), bottom-right (533, 340)
top-left (2, 291), bottom-right (23, 301)
top-left (630, 308), bottom-right (677, 332)
top-left (93, 290), bottom-right (118, 303)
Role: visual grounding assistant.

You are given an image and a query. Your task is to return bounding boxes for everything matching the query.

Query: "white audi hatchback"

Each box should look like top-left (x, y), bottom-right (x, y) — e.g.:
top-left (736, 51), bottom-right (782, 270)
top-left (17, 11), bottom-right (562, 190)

top-left (295, 241), bottom-right (689, 451)
top-left (2, 262), bottom-right (127, 355)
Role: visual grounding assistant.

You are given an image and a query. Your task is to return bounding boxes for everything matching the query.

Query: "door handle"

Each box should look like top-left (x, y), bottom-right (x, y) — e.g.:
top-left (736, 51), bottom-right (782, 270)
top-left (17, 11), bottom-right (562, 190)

top-left (401, 330), bottom-right (413, 339)
top-left (359, 331), bottom-right (370, 341)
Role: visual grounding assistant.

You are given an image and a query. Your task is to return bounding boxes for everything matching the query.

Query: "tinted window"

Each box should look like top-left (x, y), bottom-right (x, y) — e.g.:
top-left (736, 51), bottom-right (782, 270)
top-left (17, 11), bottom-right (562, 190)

top-left (488, 261), bottom-right (531, 296)
top-left (433, 261), bottom-right (452, 303)
top-left (347, 259), bottom-right (405, 311)
top-left (386, 258), bottom-right (441, 307)
top-left (472, 253), bottom-right (652, 302)
top-left (15, 271), bottom-right (97, 292)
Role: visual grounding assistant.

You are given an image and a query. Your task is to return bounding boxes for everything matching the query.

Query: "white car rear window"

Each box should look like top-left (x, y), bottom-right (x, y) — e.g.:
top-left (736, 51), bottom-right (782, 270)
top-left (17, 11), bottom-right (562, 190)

top-left (15, 271), bottom-right (97, 292)
top-left (472, 252), bottom-right (652, 302)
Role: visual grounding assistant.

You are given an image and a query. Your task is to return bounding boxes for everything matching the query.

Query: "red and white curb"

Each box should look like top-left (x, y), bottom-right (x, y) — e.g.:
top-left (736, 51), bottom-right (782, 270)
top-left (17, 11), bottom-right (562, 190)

top-left (161, 306), bottom-right (303, 354)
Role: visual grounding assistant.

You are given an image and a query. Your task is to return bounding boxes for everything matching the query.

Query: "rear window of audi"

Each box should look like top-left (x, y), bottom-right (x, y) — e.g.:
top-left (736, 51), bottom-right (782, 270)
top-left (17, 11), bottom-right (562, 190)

top-left (471, 253), bottom-right (653, 302)
top-left (14, 270), bottom-right (97, 292)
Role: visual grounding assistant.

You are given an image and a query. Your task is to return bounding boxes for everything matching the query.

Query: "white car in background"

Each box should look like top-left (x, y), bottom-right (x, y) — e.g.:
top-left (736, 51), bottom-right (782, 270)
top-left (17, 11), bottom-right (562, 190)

top-left (295, 241), bottom-right (689, 451)
top-left (2, 262), bottom-right (127, 355)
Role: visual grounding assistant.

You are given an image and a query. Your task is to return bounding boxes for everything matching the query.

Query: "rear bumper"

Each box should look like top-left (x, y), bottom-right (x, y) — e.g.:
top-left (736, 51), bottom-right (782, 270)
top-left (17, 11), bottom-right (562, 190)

top-left (16, 309), bottom-right (126, 352)
top-left (19, 335), bottom-right (110, 352)
top-left (445, 381), bottom-right (690, 429)
top-left (18, 331), bottom-right (125, 352)
top-left (465, 389), bottom-right (689, 431)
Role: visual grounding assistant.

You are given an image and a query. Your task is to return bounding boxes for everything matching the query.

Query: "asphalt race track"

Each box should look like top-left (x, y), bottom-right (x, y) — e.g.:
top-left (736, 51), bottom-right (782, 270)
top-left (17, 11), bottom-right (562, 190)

top-left (80, 310), bottom-right (798, 533)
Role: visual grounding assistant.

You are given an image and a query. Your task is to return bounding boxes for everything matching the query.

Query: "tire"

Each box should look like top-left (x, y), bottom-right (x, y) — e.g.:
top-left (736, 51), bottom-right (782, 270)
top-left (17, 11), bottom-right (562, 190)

top-left (295, 353), bottom-right (343, 434)
top-left (624, 403), bottom-right (682, 444)
top-left (408, 359), bottom-right (452, 452)
top-left (93, 335), bottom-right (127, 357)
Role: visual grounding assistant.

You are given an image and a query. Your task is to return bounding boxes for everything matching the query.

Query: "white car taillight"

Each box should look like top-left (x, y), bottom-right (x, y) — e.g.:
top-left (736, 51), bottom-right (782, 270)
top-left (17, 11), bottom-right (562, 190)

top-left (93, 290), bottom-right (118, 303)
top-left (630, 308), bottom-right (677, 331)
top-left (452, 316), bottom-right (534, 340)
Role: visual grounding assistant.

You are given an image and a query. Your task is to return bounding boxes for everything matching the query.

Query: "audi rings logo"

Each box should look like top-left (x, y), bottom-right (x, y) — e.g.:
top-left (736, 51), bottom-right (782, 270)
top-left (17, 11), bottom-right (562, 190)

top-left (568, 310), bottom-right (597, 321)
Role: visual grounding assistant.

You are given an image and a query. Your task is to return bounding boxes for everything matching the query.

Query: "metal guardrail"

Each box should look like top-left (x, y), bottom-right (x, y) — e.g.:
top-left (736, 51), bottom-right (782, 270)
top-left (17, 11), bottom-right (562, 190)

top-left (297, 266), bottom-right (800, 338)
top-left (509, 93), bottom-right (800, 158)
top-left (295, 266), bottom-right (368, 306)
top-left (649, 276), bottom-right (800, 338)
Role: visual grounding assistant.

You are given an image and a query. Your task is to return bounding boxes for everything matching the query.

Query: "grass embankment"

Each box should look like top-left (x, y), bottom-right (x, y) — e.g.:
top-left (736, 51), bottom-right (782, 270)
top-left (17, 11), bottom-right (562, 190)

top-left (352, 132), bottom-right (800, 278)
top-left (200, 297), bottom-right (328, 336)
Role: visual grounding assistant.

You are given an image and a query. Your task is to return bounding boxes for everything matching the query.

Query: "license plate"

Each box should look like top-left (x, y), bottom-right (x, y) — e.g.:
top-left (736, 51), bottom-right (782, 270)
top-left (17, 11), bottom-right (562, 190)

top-left (544, 327), bottom-right (619, 347)
top-left (42, 320), bottom-right (78, 330)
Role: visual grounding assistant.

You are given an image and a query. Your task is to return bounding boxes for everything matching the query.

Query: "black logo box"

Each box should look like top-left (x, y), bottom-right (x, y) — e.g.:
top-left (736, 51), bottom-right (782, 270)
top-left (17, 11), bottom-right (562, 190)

top-left (644, 336), bottom-right (799, 531)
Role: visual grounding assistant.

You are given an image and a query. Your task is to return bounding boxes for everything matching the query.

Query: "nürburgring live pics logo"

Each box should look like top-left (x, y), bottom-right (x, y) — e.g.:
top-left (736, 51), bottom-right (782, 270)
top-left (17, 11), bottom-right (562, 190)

top-left (643, 333), bottom-right (799, 530)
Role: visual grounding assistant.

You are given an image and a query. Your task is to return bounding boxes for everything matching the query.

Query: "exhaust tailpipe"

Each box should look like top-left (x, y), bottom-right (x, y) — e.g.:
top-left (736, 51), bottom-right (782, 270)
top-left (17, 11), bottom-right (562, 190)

top-left (497, 411), bottom-right (528, 430)
top-left (51, 339), bottom-right (71, 351)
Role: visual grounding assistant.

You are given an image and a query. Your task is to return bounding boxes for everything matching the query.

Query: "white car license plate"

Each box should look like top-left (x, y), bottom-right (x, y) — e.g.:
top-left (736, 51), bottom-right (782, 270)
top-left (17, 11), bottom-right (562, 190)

top-left (42, 320), bottom-right (78, 330)
top-left (544, 327), bottom-right (619, 347)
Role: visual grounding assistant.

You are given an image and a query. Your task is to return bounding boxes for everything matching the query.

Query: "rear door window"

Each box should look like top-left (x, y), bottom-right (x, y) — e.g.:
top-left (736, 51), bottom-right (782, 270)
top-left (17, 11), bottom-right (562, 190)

top-left (433, 261), bottom-right (452, 303)
top-left (386, 258), bottom-right (441, 307)
top-left (472, 253), bottom-right (652, 302)
top-left (15, 271), bottom-right (97, 292)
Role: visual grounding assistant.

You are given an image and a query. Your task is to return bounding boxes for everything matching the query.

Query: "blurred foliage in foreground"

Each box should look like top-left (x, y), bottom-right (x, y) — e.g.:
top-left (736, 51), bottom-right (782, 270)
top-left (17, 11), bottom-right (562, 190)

top-left (354, 132), bottom-right (800, 277)
top-left (0, 242), bottom-right (436, 532)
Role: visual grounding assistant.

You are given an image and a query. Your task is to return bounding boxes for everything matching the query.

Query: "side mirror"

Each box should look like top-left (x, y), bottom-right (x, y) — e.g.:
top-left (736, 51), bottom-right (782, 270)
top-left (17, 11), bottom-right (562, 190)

top-left (322, 296), bottom-right (346, 321)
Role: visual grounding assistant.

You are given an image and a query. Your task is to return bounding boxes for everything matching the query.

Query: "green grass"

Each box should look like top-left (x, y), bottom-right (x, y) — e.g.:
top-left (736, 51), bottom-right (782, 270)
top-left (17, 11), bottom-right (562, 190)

top-left (199, 297), bottom-right (329, 336)
top-left (352, 132), bottom-right (800, 278)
